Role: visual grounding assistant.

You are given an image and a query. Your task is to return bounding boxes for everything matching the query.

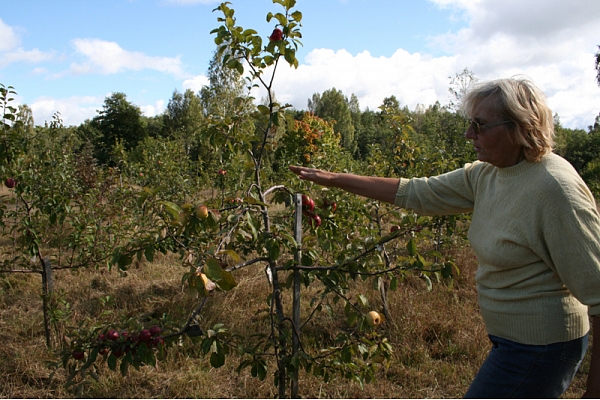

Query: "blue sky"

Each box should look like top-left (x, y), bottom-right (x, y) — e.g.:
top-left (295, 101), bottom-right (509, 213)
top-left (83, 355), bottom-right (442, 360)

top-left (1, 0), bottom-right (599, 129)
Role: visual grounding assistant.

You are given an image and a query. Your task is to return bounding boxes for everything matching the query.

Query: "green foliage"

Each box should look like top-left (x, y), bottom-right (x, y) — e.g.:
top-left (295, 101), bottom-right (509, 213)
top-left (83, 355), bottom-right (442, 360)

top-left (90, 92), bottom-right (146, 165)
top-left (309, 88), bottom-right (356, 153)
top-left (555, 114), bottom-right (600, 197)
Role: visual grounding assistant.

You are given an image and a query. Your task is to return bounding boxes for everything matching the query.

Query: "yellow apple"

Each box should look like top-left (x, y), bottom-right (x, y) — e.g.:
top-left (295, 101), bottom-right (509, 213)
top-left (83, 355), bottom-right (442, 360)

top-left (195, 204), bottom-right (209, 219)
top-left (366, 311), bottom-right (382, 327)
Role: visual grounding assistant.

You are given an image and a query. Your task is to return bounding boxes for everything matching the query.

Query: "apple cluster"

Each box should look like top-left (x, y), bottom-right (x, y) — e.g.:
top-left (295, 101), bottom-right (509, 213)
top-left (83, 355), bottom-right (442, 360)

top-left (72, 326), bottom-right (165, 360)
top-left (300, 194), bottom-right (338, 228)
top-left (301, 194), bottom-right (321, 227)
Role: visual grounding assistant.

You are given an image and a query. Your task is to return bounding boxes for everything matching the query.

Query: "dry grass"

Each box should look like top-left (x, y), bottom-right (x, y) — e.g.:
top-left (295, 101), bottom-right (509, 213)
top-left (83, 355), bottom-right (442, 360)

top-left (0, 242), bottom-right (592, 398)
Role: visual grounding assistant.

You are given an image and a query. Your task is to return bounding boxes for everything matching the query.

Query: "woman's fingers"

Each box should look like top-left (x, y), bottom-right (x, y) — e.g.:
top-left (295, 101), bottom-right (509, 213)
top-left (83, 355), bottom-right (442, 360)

top-left (289, 165), bottom-right (330, 185)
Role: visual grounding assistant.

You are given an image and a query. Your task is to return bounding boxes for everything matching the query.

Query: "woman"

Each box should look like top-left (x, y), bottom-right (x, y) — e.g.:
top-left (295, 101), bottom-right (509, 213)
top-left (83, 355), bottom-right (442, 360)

top-left (289, 77), bottom-right (600, 398)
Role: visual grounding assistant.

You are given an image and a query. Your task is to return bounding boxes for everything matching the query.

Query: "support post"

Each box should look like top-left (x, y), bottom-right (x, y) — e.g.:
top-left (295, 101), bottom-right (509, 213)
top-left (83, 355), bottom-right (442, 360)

top-left (291, 193), bottom-right (303, 398)
top-left (41, 257), bottom-right (53, 348)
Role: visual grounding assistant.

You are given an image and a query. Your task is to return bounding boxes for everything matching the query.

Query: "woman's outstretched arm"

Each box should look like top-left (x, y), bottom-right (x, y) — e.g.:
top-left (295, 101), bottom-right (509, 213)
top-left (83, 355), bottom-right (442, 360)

top-left (289, 165), bottom-right (401, 205)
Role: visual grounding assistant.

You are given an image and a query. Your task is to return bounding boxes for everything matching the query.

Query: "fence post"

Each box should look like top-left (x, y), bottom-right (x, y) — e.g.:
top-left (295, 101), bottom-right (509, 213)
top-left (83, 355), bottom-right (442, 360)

top-left (291, 193), bottom-right (303, 398)
top-left (41, 257), bottom-right (53, 348)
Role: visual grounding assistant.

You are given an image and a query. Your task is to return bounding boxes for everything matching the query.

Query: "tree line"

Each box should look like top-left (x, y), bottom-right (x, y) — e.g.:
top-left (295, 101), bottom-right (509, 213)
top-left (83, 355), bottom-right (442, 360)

top-left (8, 54), bottom-right (600, 199)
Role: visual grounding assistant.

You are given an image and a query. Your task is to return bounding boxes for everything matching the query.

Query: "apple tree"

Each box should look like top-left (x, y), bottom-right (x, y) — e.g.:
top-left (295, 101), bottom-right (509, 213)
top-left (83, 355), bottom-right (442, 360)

top-left (50, 1), bottom-right (459, 397)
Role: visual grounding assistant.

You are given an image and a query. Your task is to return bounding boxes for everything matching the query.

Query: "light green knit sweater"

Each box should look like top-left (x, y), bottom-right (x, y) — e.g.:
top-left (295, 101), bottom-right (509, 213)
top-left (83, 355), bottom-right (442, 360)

top-left (395, 152), bottom-right (600, 345)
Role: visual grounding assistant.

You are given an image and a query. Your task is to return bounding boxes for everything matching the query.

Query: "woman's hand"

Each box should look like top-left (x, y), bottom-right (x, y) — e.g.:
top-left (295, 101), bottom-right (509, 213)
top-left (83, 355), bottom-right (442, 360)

top-left (288, 165), bottom-right (337, 187)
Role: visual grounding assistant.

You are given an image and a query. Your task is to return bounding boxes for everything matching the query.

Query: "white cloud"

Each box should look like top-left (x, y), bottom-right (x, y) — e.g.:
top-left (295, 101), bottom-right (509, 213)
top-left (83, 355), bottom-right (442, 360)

top-left (67, 38), bottom-right (190, 79)
top-left (261, 48), bottom-right (458, 112)
top-left (140, 99), bottom-right (166, 118)
top-left (1, 48), bottom-right (55, 67)
top-left (29, 95), bottom-right (105, 127)
top-left (182, 74), bottom-right (209, 92)
top-left (0, 19), bottom-right (20, 52)
top-left (0, 19), bottom-right (54, 67)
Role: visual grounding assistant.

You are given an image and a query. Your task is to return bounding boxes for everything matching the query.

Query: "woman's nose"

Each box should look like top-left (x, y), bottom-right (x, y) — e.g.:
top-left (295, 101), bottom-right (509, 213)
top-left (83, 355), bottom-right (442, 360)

top-left (465, 124), bottom-right (477, 140)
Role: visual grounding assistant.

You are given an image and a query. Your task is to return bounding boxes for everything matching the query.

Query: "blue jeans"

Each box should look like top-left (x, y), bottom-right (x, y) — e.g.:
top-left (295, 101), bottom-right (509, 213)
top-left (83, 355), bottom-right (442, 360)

top-left (465, 334), bottom-right (588, 398)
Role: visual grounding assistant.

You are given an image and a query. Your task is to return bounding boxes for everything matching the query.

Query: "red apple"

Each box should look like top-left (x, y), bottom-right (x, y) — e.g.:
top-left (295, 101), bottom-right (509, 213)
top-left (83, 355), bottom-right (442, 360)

top-left (150, 326), bottom-right (162, 336)
top-left (99, 347), bottom-right (109, 356)
top-left (217, 169), bottom-right (227, 176)
top-left (269, 28), bottom-right (283, 41)
top-left (302, 195), bottom-right (315, 212)
top-left (311, 214), bottom-right (322, 227)
top-left (4, 178), bottom-right (15, 188)
top-left (139, 329), bottom-right (152, 342)
top-left (113, 348), bottom-right (124, 358)
top-left (152, 336), bottom-right (165, 347)
top-left (107, 329), bottom-right (119, 341)
top-left (390, 225), bottom-right (401, 233)
top-left (72, 350), bottom-right (85, 360)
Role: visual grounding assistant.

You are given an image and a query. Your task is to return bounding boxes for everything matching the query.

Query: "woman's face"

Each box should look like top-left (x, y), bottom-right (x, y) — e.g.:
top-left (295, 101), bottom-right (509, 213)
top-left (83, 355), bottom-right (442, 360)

top-left (465, 97), bottom-right (524, 168)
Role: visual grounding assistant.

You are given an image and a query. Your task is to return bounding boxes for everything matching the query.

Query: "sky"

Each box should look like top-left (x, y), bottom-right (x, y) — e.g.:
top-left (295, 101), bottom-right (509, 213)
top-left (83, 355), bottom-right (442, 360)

top-left (1, 0), bottom-right (599, 129)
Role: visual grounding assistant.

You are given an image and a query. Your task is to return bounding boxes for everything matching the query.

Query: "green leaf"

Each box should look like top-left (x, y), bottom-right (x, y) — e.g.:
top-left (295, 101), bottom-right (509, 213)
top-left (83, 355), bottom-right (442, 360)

top-left (257, 104), bottom-right (270, 115)
top-left (243, 196), bottom-right (267, 206)
top-left (268, 240), bottom-right (280, 260)
top-left (407, 238), bottom-right (417, 256)
top-left (216, 270), bottom-right (238, 291)
top-left (144, 246), bottom-right (155, 263)
top-left (160, 201), bottom-right (181, 220)
top-left (356, 294), bottom-right (368, 308)
top-left (291, 10), bottom-right (302, 21)
top-left (118, 253), bottom-right (133, 271)
top-left (205, 258), bottom-right (223, 281)
top-left (284, 48), bottom-right (297, 68)
top-left (119, 358), bottom-right (129, 376)
top-left (201, 338), bottom-right (213, 355)
top-left (107, 353), bottom-right (117, 370)
top-left (274, 12), bottom-right (287, 26)
top-left (210, 351), bottom-right (226, 368)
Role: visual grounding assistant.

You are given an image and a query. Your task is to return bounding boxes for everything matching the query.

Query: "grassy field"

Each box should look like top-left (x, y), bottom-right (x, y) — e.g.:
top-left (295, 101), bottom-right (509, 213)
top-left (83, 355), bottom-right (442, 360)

top-left (0, 237), bottom-right (592, 398)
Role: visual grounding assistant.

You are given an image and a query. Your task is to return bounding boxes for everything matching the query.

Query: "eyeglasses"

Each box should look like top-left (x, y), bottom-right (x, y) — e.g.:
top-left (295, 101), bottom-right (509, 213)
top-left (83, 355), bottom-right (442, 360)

top-left (468, 119), bottom-right (512, 135)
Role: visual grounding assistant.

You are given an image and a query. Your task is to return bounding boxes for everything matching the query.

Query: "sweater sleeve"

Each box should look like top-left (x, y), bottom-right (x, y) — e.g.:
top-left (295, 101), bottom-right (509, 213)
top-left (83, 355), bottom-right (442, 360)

top-left (394, 163), bottom-right (479, 215)
top-left (544, 206), bottom-right (600, 317)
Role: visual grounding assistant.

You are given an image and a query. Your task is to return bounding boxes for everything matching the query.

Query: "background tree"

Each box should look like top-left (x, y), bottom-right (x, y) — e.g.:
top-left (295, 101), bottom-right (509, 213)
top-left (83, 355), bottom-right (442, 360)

top-left (163, 89), bottom-right (204, 156)
top-left (200, 49), bottom-right (250, 118)
top-left (308, 88), bottom-right (356, 154)
top-left (448, 67), bottom-right (477, 112)
top-left (89, 92), bottom-right (146, 165)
